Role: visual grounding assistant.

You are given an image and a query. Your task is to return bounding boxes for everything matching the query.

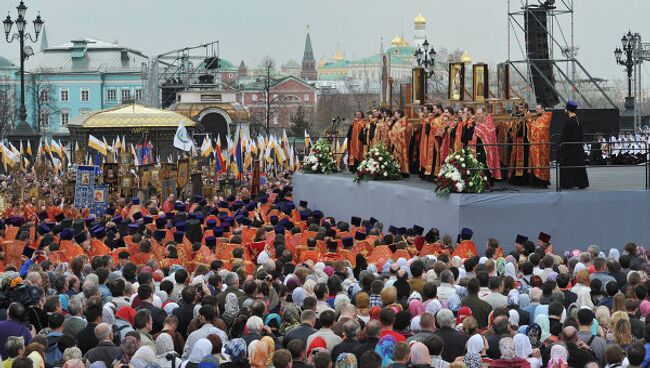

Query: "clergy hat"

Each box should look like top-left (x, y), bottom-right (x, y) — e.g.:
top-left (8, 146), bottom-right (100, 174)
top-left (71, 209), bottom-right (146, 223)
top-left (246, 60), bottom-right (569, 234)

top-left (354, 231), bottom-right (367, 241)
top-left (60, 228), bottom-right (74, 240)
top-left (132, 197), bottom-right (140, 205)
top-left (246, 202), bottom-right (257, 211)
top-left (326, 240), bottom-right (338, 252)
top-left (37, 211), bottom-right (48, 221)
top-left (22, 246), bottom-right (35, 258)
top-left (325, 228), bottom-right (336, 238)
top-left (242, 217), bottom-right (252, 226)
top-left (515, 234), bottom-right (528, 244)
top-left (54, 213), bottom-right (65, 222)
top-left (106, 207), bottom-right (116, 216)
top-left (208, 207), bottom-right (218, 215)
top-left (173, 231), bottom-right (185, 243)
top-left (153, 229), bottom-right (165, 242)
top-left (424, 228), bottom-right (440, 244)
top-left (351, 216), bottom-right (362, 227)
top-left (91, 227), bottom-right (107, 239)
top-left (175, 221), bottom-right (186, 232)
top-left (397, 227), bottom-right (407, 236)
top-left (369, 217), bottom-right (378, 226)
top-left (299, 211), bottom-right (309, 221)
top-left (132, 211), bottom-right (143, 221)
top-left (274, 224), bottom-right (285, 235)
top-left (188, 212), bottom-right (197, 220)
top-left (37, 224), bottom-right (51, 235)
top-left (461, 227), bottom-right (473, 240)
top-left (412, 225), bottom-right (424, 236)
top-left (128, 223), bottom-right (140, 234)
top-left (218, 201), bottom-right (228, 208)
top-left (193, 195), bottom-right (204, 203)
top-left (143, 216), bottom-right (153, 224)
top-left (185, 219), bottom-right (203, 244)
top-left (174, 202), bottom-right (186, 211)
top-left (312, 210), bottom-right (323, 219)
top-left (155, 218), bottom-right (166, 229)
top-left (205, 236), bottom-right (217, 248)
top-left (74, 231), bottom-right (88, 244)
top-left (194, 213), bottom-right (205, 222)
top-left (269, 216), bottom-right (279, 225)
top-left (342, 237), bottom-right (353, 248)
top-left (206, 219), bottom-right (217, 229)
top-left (112, 215), bottom-right (123, 223)
top-left (213, 227), bottom-right (224, 237)
top-left (61, 218), bottom-right (73, 228)
top-left (84, 217), bottom-right (95, 226)
top-left (217, 212), bottom-right (228, 221)
top-left (388, 225), bottom-right (398, 235)
top-left (565, 100), bottom-right (578, 112)
top-left (299, 200), bottom-right (308, 208)
top-left (259, 196), bottom-right (268, 204)
top-left (538, 232), bottom-right (551, 244)
top-left (226, 194), bottom-right (236, 202)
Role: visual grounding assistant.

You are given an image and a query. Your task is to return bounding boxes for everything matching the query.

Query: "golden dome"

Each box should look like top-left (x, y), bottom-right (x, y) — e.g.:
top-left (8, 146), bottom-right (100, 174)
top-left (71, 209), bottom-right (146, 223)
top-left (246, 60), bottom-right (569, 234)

top-left (333, 49), bottom-right (344, 61)
top-left (460, 50), bottom-right (472, 63)
top-left (391, 35), bottom-right (403, 46)
top-left (414, 10), bottom-right (426, 25)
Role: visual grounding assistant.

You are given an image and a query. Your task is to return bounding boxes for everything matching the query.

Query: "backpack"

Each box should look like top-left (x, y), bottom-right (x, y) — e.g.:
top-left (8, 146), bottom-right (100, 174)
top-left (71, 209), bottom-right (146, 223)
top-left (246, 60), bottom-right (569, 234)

top-left (44, 335), bottom-right (63, 366)
top-left (584, 334), bottom-right (600, 363)
top-left (112, 322), bottom-right (133, 345)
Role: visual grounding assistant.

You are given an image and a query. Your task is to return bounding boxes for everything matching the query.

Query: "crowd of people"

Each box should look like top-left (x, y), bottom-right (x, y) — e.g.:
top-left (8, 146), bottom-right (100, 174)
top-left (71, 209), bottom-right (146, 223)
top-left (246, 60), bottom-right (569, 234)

top-left (586, 131), bottom-right (650, 166)
top-left (0, 172), bottom-right (646, 368)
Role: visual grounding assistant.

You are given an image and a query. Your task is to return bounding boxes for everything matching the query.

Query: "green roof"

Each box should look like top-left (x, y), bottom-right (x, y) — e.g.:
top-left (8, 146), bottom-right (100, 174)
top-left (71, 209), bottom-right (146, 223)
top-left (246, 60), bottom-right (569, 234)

top-left (319, 73), bottom-right (346, 81)
top-left (319, 53), bottom-right (410, 70)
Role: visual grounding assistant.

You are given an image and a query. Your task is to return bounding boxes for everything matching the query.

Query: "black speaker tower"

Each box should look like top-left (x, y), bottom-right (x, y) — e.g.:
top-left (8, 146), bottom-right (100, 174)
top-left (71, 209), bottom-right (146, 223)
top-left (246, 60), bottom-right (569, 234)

top-left (525, 7), bottom-right (560, 107)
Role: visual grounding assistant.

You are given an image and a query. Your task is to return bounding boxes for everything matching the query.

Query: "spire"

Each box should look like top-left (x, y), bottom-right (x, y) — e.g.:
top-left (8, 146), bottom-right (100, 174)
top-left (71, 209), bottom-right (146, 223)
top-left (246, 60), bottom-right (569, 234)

top-left (301, 25), bottom-right (317, 81)
top-left (380, 37), bottom-right (384, 55)
top-left (303, 25), bottom-right (314, 62)
top-left (39, 26), bottom-right (48, 52)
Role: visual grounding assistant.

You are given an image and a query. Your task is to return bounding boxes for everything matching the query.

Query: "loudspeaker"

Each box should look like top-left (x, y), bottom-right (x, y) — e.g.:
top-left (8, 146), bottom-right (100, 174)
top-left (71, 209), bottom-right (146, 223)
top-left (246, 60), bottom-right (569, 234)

top-left (525, 8), bottom-right (560, 107)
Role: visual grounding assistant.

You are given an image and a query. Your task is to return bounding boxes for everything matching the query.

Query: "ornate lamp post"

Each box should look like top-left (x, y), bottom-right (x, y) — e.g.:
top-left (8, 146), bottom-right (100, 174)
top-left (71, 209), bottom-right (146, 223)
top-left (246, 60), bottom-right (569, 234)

top-left (413, 39), bottom-right (436, 105)
top-left (3, 1), bottom-right (44, 131)
top-left (614, 31), bottom-right (637, 111)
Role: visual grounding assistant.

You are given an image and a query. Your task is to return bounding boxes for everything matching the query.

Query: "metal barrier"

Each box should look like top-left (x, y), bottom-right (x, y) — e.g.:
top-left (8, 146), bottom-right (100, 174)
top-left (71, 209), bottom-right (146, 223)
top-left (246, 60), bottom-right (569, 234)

top-left (556, 141), bottom-right (649, 191)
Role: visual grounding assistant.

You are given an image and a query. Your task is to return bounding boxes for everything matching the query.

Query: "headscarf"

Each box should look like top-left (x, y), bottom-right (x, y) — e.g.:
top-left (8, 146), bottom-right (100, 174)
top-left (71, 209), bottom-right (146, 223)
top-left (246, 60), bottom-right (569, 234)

top-left (608, 248), bottom-right (620, 261)
top-left (222, 293), bottom-right (240, 325)
top-left (307, 336), bottom-right (327, 356)
top-left (448, 286), bottom-right (467, 312)
top-left (547, 344), bottom-right (568, 368)
top-left (334, 353), bottom-right (358, 368)
top-left (27, 351), bottom-right (44, 368)
top-left (155, 333), bottom-right (176, 356)
top-left (408, 299), bottom-right (424, 317)
top-left (496, 257), bottom-right (506, 276)
top-left (513, 333), bottom-right (533, 359)
top-left (292, 287), bottom-right (307, 308)
top-left (369, 306), bottom-right (382, 321)
top-left (224, 338), bottom-right (247, 363)
top-left (576, 289), bottom-right (594, 309)
top-left (188, 338), bottom-right (213, 364)
top-left (456, 306), bottom-right (472, 325)
top-left (508, 289), bottom-right (520, 307)
top-left (527, 323), bottom-right (542, 348)
top-left (466, 334), bottom-right (485, 355)
top-left (409, 342), bottom-right (431, 366)
top-left (464, 352), bottom-right (483, 368)
top-left (248, 340), bottom-right (270, 368)
top-left (410, 316), bottom-right (422, 333)
top-left (505, 262), bottom-right (517, 279)
top-left (116, 306), bottom-right (136, 326)
top-left (508, 309), bottom-right (520, 327)
top-left (131, 346), bottom-right (156, 368)
top-left (280, 303), bottom-right (301, 334)
top-left (303, 279), bottom-right (316, 296)
top-left (519, 293), bottom-right (531, 309)
top-left (374, 335), bottom-right (396, 368)
top-left (120, 336), bottom-right (140, 364)
top-left (498, 337), bottom-right (516, 360)
top-left (534, 314), bottom-right (551, 344)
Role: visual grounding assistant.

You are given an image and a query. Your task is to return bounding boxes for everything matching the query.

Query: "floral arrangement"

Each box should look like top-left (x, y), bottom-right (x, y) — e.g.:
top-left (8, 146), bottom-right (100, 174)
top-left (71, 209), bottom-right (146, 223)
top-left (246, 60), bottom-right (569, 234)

top-left (354, 143), bottom-right (402, 182)
top-left (302, 138), bottom-right (338, 174)
top-left (435, 148), bottom-right (488, 196)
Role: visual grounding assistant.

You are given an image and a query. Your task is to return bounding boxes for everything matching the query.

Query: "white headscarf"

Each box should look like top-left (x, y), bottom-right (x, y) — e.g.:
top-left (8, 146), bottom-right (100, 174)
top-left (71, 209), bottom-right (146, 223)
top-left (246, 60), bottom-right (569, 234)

top-left (608, 248), bottom-right (620, 261)
top-left (466, 334), bottom-right (485, 355)
top-left (574, 262), bottom-right (587, 273)
top-left (576, 289), bottom-right (594, 309)
top-left (505, 263), bottom-right (517, 279)
top-left (513, 333), bottom-right (533, 359)
top-left (131, 346), bottom-right (157, 368)
top-left (186, 338), bottom-right (213, 365)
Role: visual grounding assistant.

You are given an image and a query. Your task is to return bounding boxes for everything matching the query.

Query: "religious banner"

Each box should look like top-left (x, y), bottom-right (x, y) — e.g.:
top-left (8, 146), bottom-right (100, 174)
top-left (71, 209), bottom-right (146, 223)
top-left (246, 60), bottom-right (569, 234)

top-left (103, 163), bottom-right (119, 193)
top-left (0, 195), bottom-right (5, 213)
top-left (176, 159), bottom-right (190, 188)
top-left (74, 165), bottom-right (97, 210)
top-left (65, 180), bottom-right (76, 201)
top-left (191, 172), bottom-right (203, 197)
top-left (138, 164), bottom-right (154, 189)
top-left (448, 63), bottom-right (465, 101)
top-left (92, 184), bottom-right (108, 216)
top-left (251, 159), bottom-right (260, 196)
top-left (497, 63), bottom-right (510, 99)
top-left (162, 179), bottom-right (177, 199)
top-left (473, 63), bottom-right (489, 102)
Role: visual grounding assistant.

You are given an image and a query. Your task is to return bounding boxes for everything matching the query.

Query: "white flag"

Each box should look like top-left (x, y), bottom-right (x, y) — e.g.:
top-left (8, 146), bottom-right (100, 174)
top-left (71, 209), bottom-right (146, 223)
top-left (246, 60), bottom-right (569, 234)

top-left (173, 122), bottom-right (194, 152)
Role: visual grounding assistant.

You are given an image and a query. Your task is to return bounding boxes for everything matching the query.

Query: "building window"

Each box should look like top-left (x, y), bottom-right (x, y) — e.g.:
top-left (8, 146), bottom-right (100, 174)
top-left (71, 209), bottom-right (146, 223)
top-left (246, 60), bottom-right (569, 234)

top-left (135, 89), bottom-right (143, 100)
top-left (39, 109), bottom-right (49, 127)
top-left (60, 89), bottom-right (69, 102)
top-left (107, 89), bottom-right (116, 101)
top-left (121, 88), bottom-right (131, 100)
top-left (39, 89), bottom-right (49, 102)
top-left (80, 88), bottom-right (89, 102)
top-left (252, 94), bottom-right (258, 102)
top-left (304, 94), bottom-right (310, 101)
top-left (60, 110), bottom-right (69, 126)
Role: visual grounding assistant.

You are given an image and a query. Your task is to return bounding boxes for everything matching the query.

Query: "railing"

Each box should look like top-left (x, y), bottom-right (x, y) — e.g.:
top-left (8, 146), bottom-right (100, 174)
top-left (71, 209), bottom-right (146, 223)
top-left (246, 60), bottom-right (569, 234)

top-left (556, 141), bottom-right (649, 191)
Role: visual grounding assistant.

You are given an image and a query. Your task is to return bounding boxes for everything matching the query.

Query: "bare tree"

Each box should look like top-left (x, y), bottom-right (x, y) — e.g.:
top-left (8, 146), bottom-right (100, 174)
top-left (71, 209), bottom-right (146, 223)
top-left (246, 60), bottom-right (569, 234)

top-left (0, 77), bottom-right (15, 139)
top-left (26, 69), bottom-right (59, 136)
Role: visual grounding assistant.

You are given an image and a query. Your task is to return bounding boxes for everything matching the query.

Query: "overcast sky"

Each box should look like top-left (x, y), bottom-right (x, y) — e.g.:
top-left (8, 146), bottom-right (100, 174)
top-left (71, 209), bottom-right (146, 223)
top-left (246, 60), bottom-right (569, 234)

top-left (0, 0), bottom-right (648, 85)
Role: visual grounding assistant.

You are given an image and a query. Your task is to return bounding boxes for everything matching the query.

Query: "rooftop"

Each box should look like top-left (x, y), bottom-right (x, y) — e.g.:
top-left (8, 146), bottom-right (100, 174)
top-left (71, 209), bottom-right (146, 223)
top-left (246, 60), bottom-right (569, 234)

top-left (69, 104), bottom-right (196, 128)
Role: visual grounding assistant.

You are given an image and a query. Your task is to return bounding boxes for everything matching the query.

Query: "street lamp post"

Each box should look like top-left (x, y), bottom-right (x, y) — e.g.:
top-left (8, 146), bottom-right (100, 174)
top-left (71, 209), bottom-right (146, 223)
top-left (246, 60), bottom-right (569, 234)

top-left (3, 1), bottom-right (43, 130)
top-left (614, 31), bottom-right (637, 111)
top-left (413, 39), bottom-right (436, 105)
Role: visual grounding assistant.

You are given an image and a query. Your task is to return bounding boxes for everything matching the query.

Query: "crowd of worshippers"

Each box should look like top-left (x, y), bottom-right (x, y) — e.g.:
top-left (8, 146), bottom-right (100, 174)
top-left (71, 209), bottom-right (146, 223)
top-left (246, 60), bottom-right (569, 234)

top-left (586, 132), bottom-right (650, 166)
top-left (0, 185), bottom-right (649, 367)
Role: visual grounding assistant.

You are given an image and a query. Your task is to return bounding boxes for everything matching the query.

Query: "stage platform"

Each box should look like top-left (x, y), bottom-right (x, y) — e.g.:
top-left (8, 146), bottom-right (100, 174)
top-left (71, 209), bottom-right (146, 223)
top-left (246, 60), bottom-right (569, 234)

top-left (293, 167), bottom-right (650, 253)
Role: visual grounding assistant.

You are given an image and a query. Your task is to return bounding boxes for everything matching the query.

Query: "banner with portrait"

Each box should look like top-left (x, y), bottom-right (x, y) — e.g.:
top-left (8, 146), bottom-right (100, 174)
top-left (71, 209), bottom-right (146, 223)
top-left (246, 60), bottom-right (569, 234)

top-left (191, 173), bottom-right (203, 197)
top-left (176, 159), bottom-right (190, 188)
top-left (473, 63), bottom-right (489, 102)
top-left (92, 184), bottom-right (108, 216)
top-left (448, 63), bottom-right (465, 101)
top-left (103, 163), bottom-right (119, 193)
top-left (74, 165), bottom-right (98, 210)
top-left (497, 63), bottom-right (510, 99)
top-left (162, 178), bottom-right (177, 200)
